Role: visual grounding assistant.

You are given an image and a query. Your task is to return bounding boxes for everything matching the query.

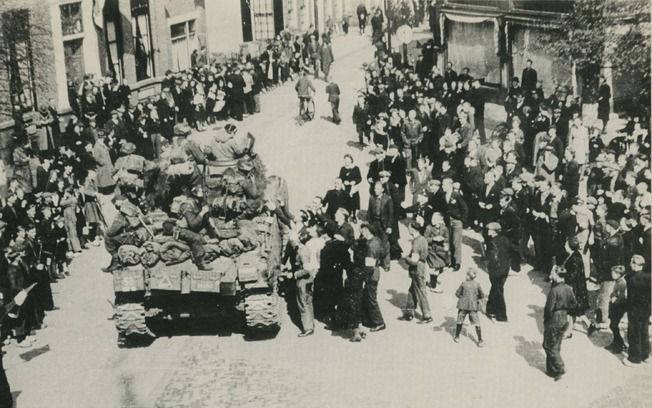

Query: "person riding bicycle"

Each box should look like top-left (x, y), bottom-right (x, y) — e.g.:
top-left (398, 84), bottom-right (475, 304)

top-left (295, 70), bottom-right (316, 119)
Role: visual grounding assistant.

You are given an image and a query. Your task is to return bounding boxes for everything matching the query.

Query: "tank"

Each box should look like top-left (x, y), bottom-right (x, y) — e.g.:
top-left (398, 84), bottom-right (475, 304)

top-left (110, 127), bottom-right (288, 344)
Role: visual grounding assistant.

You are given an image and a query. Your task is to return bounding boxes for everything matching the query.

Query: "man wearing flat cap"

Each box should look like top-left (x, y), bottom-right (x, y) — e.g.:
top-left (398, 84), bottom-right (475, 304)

top-left (543, 264), bottom-right (577, 381)
top-left (366, 148), bottom-right (388, 193)
top-left (485, 222), bottom-right (511, 323)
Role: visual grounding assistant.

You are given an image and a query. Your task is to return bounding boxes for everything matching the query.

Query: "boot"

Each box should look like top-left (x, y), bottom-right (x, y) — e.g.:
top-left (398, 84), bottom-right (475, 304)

top-left (102, 257), bottom-right (121, 273)
top-left (454, 323), bottom-right (462, 342)
top-left (476, 326), bottom-right (485, 347)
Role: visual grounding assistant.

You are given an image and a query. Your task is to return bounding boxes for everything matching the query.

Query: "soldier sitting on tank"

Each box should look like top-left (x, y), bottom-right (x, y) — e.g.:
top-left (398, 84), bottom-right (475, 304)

top-left (102, 193), bottom-right (150, 273)
top-left (164, 135), bottom-right (207, 187)
top-left (209, 123), bottom-right (255, 166)
top-left (160, 218), bottom-right (212, 271)
top-left (112, 142), bottom-right (147, 200)
top-left (178, 185), bottom-right (216, 238)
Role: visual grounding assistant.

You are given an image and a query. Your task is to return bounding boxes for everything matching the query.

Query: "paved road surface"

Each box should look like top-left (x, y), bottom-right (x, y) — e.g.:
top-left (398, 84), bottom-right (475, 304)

top-left (4, 33), bottom-right (650, 408)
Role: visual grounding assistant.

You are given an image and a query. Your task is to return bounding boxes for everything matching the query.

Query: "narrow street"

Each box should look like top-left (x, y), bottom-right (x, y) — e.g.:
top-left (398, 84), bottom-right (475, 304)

top-left (4, 33), bottom-right (650, 408)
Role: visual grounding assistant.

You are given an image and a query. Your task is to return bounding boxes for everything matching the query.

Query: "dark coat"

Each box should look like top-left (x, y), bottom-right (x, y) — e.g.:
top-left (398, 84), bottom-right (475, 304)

top-left (367, 193), bottom-right (394, 231)
top-left (486, 235), bottom-right (511, 278)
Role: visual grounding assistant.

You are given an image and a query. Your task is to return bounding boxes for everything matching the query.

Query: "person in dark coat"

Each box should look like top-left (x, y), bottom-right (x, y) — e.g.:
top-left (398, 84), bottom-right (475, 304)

top-left (339, 154), bottom-right (362, 218)
top-left (360, 223), bottom-right (386, 333)
top-left (325, 80), bottom-right (341, 124)
top-left (367, 181), bottom-right (394, 269)
top-left (352, 95), bottom-right (370, 146)
top-left (561, 236), bottom-right (589, 337)
top-left (624, 254), bottom-right (651, 366)
top-left (543, 265), bottom-right (577, 381)
top-left (521, 59), bottom-right (538, 92)
top-left (597, 76), bottom-right (611, 129)
top-left (322, 178), bottom-right (348, 220)
top-left (468, 79), bottom-right (486, 142)
top-left (366, 149), bottom-right (389, 193)
top-left (498, 188), bottom-right (522, 274)
top-left (315, 225), bottom-right (351, 325)
top-left (484, 222), bottom-right (510, 322)
top-left (356, 4), bottom-right (368, 34)
top-left (604, 265), bottom-right (628, 353)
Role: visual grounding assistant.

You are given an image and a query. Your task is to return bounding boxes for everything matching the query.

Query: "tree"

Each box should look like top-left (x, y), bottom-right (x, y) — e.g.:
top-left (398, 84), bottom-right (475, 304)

top-left (540, 0), bottom-right (650, 100)
top-left (0, 7), bottom-right (52, 121)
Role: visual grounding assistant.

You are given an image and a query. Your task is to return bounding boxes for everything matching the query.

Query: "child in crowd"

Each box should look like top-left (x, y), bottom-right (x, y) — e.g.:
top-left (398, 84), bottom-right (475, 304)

top-left (454, 268), bottom-right (485, 347)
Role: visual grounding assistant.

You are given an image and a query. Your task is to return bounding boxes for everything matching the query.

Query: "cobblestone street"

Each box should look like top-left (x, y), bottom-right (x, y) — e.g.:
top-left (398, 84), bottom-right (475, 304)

top-left (3, 33), bottom-right (650, 408)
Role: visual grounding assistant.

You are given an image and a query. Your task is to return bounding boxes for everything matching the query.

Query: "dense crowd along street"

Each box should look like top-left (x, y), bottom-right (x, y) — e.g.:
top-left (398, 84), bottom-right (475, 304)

top-left (0, 3), bottom-right (651, 408)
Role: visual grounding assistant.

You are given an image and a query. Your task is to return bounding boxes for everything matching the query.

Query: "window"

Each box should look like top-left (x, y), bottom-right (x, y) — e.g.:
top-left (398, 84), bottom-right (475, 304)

top-left (60, 1), bottom-right (85, 85)
top-left (133, 11), bottom-right (155, 80)
top-left (252, 0), bottom-right (275, 41)
top-left (170, 19), bottom-right (197, 71)
top-left (105, 21), bottom-right (122, 80)
top-left (60, 2), bottom-right (83, 36)
top-left (0, 9), bottom-right (37, 115)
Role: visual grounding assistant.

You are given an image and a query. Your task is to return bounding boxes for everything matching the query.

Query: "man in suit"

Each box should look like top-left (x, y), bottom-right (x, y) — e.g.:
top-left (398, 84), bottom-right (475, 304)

top-left (597, 75), bottom-right (611, 129)
top-left (468, 79), bottom-right (486, 142)
top-left (356, 3), bottom-right (368, 34)
top-left (485, 222), bottom-right (511, 322)
top-left (444, 61), bottom-right (457, 88)
top-left (325, 80), bottom-right (341, 124)
top-left (368, 181), bottom-right (394, 269)
top-left (442, 178), bottom-right (467, 270)
top-left (498, 188), bottom-right (522, 275)
top-left (521, 59), bottom-right (538, 92)
top-left (322, 178), bottom-right (348, 219)
top-left (367, 148), bottom-right (389, 193)
top-left (623, 255), bottom-right (651, 366)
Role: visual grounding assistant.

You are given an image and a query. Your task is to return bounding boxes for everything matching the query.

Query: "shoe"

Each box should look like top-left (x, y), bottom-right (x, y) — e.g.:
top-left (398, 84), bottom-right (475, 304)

top-left (102, 257), bottom-right (118, 272)
top-left (453, 264), bottom-right (461, 271)
top-left (430, 287), bottom-right (444, 293)
top-left (369, 324), bottom-right (386, 332)
top-left (398, 315), bottom-right (414, 322)
top-left (418, 317), bottom-right (433, 324)
top-left (642, 358), bottom-right (650, 364)
top-left (197, 263), bottom-right (213, 271)
top-left (350, 334), bottom-right (363, 342)
top-left (477, 340), bottom-right (485, 348)
top-left (622, 358), bottom-right (638, 367)
top-left (297, 329), bottom-right (314, 338)
top-left (554, 373), bottom-right (564, 381)
top-left (453, 336), bottom-right (460, 343)
top-left (604, 343), bottom-right (624, 354)
top-left (586, 324), bottom-right (597, 336)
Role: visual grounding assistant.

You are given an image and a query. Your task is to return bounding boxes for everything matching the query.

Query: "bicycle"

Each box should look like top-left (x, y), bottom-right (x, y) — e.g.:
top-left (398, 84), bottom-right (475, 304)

top-left (298, 96), bottom-right (315, 124)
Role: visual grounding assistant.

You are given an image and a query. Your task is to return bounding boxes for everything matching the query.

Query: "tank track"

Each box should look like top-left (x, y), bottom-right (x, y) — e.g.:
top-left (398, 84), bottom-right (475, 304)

top-left (244, 292), bottom-right (281, 332)
top-left (114, 303), bottom-right (152, 337)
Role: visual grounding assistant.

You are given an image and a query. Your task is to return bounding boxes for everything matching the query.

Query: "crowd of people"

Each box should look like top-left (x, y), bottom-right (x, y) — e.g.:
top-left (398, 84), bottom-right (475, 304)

top-left (280, 43), bottom-right (651, 382)
top-left (0, 21), bottom-right (650, 405)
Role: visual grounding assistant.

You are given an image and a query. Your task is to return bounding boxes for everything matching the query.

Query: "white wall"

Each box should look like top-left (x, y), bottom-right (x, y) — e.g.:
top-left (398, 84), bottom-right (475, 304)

top-left (205, 0), bottom-right (244, 55)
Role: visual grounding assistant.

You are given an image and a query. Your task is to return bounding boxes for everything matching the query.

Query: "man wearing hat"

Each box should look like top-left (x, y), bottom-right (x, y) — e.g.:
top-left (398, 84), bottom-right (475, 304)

top-left (352, 94), bottom-right (371, 146)
top-left (602, 265), bottom-right (628, 354)
top-left (367, 181), bottom-right (394, 269)
top-left (401, 110), bottom-right (423, 170)
top-left (112, 142), bottom-right (146, 198)
top-left (385, 145), bottom-right (407, 206)
top-left (485, 222), bottom-right (511, 323)
top-left (543, 264), bottom-right (577, 381)
top-left (624, 254), bottom-right (651, 366)
top-left (498, 187), bottom-right (522, 275)
top-left (591, 219), bottom-right (624, 330)
top-left (442, 178), bottom-right (467, 270)
top-left (367, 148), bottom-right (388, 193)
